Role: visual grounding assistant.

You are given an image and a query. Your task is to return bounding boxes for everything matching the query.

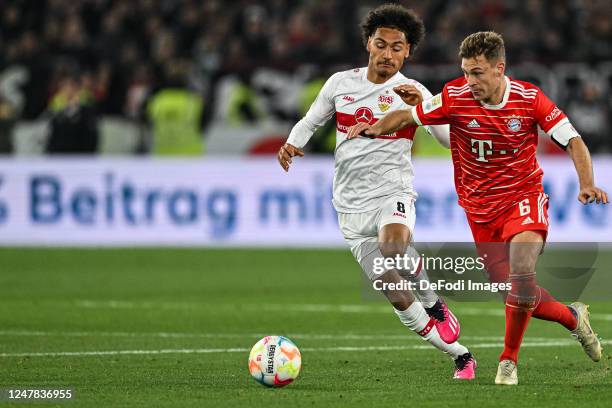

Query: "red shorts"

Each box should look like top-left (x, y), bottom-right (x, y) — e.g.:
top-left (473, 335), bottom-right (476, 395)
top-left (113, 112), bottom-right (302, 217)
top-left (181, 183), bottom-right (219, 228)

top-left (466, 192), bottom-right (550, 284)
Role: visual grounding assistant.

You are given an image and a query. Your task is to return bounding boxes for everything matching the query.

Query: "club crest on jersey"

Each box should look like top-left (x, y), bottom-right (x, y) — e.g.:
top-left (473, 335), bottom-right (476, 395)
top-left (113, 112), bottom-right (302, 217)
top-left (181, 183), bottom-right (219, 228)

top-left (354, 107), bottom-right (374, 124)
top-left (378, 94), bottom-right (394, 112)
top-left (506, 116), bottom-right (522, 132)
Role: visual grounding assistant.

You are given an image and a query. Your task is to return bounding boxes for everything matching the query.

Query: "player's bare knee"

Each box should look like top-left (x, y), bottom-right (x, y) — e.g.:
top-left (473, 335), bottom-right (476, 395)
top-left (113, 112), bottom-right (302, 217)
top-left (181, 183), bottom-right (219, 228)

top-left (509, 233), bottom-right (543, 273)
top-left (509, 246), bottom-right (540, 276)
top-left (509, 258), bottom-right (537, 277)
top-left (378, 224), bottom-right (411, 260)
top-left (378, 241), bottom-right (407, 260)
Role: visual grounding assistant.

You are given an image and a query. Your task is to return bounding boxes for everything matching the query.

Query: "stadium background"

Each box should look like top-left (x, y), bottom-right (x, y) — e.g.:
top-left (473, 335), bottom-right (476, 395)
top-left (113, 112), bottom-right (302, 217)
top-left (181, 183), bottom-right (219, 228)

top-left (0, 0), bottom-right (611, 406)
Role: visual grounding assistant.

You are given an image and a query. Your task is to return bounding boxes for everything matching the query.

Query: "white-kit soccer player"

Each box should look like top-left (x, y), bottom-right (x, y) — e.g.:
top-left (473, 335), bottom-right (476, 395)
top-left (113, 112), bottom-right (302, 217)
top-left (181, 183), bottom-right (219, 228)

top-left (277, 4), bottom-right (476, 379)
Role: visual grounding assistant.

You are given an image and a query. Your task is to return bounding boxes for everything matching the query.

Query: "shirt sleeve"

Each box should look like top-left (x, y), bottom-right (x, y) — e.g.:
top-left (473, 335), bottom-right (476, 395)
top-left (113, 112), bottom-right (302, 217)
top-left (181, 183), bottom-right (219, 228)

top-left (533, 88), bottom-right (579, 149)
top-left (286, 73), bottom-right (339, 148)
top-left (412, 86), bottom-right (450, 126)
top-left (412, 82), bottom-right (450, 148)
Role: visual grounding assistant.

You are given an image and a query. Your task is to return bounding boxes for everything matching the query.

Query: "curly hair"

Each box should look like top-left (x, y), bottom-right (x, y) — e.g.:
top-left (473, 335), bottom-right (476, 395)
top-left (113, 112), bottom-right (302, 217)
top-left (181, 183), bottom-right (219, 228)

top-left (459, 31), bottom-right (506, 62)
top-left (360, 4), bottom-right (425, 52)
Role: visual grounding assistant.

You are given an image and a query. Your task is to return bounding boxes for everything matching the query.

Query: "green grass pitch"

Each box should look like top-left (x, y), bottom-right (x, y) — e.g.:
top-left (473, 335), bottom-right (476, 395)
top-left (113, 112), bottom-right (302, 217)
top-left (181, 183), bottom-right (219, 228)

top-left (0, 248), bottom-right (610, 407)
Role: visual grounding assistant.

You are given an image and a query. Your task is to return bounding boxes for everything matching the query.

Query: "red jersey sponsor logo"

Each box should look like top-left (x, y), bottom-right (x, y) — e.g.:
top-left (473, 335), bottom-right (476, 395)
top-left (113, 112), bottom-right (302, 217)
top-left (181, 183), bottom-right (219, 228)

top-left (471, 139), bottom-right (493, 162)
top-left (393, 212), bottom-right (407, 218)
top-left (342, 95), bottom-right (355, 102)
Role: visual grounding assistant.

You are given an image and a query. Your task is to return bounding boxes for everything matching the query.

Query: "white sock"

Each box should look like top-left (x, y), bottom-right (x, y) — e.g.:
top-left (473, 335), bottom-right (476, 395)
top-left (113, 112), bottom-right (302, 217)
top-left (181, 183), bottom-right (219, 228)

top-left (403, 247), bottom-right (438, 308)
top-left (394, 302), bottom-right (468, 360)
top-left (410, 267), bottom-right (439, 308)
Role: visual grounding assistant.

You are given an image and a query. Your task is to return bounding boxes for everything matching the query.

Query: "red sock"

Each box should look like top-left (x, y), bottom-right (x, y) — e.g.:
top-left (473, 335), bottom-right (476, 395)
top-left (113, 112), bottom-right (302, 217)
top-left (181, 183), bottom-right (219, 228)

top-left (500, 303), bottom-right (533, 363)
top-left (500, 274), bottom-right (536, 363)
top-left (531, 287), bottom-right (577, 330)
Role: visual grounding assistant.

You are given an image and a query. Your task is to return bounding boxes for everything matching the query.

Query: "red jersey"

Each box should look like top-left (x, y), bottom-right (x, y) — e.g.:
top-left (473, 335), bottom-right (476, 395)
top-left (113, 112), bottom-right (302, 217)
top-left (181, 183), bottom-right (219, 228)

top-left (413, 76), bottom-right (569, 223)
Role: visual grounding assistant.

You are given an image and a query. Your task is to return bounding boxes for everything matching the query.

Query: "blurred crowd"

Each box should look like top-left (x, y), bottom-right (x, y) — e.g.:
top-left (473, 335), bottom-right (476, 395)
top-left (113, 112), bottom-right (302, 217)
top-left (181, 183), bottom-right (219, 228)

top-left (0, 0), bottom-right (610, 154)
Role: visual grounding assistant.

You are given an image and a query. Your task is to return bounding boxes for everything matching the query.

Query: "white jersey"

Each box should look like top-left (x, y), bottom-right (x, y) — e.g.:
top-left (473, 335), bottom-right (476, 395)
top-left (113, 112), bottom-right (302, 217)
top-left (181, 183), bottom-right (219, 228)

top-left (287, 67), bottom-right (449, 213)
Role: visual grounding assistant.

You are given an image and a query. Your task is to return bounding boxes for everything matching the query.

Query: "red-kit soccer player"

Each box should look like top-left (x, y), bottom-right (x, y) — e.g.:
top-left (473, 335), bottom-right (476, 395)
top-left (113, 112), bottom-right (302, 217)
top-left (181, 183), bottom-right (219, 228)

top-left (347, 31), bottom-right (608, 385)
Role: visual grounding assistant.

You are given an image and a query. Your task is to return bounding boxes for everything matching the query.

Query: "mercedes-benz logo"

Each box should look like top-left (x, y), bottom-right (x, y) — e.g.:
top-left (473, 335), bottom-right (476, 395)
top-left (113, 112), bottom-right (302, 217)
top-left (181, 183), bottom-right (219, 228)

top-left (354, 107), bottom-right (374, 124)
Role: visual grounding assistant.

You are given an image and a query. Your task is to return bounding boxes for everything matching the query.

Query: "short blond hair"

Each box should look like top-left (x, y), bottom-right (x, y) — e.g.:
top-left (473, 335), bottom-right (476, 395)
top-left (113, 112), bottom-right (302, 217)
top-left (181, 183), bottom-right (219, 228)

top-left (459, 31), bottom-right (505, 62)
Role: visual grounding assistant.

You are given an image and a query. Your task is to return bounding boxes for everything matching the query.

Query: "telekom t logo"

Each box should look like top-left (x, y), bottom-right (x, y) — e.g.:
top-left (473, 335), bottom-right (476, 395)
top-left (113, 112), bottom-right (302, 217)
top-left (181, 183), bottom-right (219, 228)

top-left (471, 139), bottom-right (493, 162)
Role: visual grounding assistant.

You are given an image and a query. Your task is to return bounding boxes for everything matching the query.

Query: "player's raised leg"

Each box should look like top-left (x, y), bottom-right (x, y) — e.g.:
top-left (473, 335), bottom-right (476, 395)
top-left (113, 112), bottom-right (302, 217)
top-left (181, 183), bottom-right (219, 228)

top-left (367, 263), bottom-right (475, 380)
top-left (481, 248), bottom-right (602, 364)
top-left (477, 194), bottom-right (601, 364)
top-left (400, 246), bottom-right (461, 343)
top-left (378, 196), bottom-right (461, 344)
top-left (377, 222), bottom-right (475, 380)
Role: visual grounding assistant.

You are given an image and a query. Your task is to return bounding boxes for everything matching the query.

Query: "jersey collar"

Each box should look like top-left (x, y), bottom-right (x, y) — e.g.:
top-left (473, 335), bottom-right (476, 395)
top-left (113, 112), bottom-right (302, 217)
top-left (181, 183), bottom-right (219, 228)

top-left (363, 67), bottom-right (402, 85)
top-left (479, 76), bottom-right (510, 110)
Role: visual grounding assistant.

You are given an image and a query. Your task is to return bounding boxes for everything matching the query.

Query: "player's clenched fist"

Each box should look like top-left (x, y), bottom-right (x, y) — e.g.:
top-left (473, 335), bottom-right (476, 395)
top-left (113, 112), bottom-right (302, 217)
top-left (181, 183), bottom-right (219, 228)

top-left (393, 84), bottom-right (423, 106)
top-left (578, 186), bottom-right (609, 205)
top-left (347, 123), bottom-right (380, 140)
top-left (277, 143), bottom-right (304, 172)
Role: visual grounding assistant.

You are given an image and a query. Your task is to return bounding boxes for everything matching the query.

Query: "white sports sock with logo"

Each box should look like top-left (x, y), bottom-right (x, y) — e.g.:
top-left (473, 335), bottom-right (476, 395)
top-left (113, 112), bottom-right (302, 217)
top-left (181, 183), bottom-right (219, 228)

top-left (394, 302), bottom-right (468, 359)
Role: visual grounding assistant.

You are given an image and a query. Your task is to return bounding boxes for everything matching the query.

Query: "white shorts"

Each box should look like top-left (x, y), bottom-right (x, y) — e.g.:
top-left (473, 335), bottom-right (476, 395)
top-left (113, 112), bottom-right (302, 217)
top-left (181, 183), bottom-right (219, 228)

top-left (337, 193), bottom-right (416, 266)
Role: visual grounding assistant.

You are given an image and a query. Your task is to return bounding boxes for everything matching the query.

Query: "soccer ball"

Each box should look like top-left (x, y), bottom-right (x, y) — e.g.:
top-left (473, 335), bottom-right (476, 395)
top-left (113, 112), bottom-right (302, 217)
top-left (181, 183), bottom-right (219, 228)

top-left (248, 335), bottom-right (301, 387)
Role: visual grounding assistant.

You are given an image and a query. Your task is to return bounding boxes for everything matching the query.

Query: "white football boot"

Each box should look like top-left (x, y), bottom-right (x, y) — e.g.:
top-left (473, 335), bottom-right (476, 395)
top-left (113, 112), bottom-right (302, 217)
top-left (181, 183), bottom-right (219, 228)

top-left (569, 302), bottom-right (602, 362)
top-left (495, 359), bottom-right (518, 385)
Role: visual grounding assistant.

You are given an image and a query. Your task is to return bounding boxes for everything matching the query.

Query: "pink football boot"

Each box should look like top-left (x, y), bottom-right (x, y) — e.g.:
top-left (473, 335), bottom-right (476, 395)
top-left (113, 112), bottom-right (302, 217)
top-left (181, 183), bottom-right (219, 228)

top-left (453, 352), bottom-right (476, 380)
top-left (425, 300), bottom-right (461, 344)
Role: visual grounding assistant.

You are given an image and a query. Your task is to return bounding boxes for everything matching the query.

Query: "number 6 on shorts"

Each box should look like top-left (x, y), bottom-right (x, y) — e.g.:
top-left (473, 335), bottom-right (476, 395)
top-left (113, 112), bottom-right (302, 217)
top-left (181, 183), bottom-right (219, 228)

top-left (518, 199), bottom-right (530, 216)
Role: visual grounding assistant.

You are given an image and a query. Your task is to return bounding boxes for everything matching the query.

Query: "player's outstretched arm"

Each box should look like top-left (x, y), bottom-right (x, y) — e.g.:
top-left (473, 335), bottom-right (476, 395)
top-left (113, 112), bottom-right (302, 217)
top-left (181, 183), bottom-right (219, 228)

top-left (394, 84), bottom-right (450, 149)
top-left (566, 137), bottom-right (609, 204)
top-left (347, 109), bottom-right (417, 140)
top-left (279, 72), bottom-right (339, 172)
top-left (277, 143), bottom-right (305, 172)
